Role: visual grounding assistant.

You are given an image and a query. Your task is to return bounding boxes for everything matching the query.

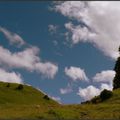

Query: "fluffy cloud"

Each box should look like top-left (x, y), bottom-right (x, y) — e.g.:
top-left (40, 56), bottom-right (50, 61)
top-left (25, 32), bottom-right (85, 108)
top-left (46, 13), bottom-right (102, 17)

top-left (34, 62), bottom-right (58, 79)
top-left (77, 85), bottom-right (100, 101)
top-left (77, 69), bottom-right (115, 101)
top-left (0, 45), bottom-right (58, 79)
top-left (77, 83), bottom-right (113, 101)
top-left (60, 83), bottom-right (73, 94)
top-left (65, 22), bottom-right (95, 44)
top-left (48, 24), bottom-right (58, 34)
top-left (93, 70), bottom-right (115, 83)
top-left (0, 27), bottom-right (25, 46)
top-left (51, 96), bottom-right (61, 103)
top-left (64, 66), bottom-right (89, 81)
top-left (53, 1), bottom-right (120, 60)
top-left (0, 46), bottom-right (39, 70)
top-left (0, 68), bottom-right (23, 83)
top-left (100, 83), bottom-right (112, 91)
top-left (0, 27), bottom-right (58, 79)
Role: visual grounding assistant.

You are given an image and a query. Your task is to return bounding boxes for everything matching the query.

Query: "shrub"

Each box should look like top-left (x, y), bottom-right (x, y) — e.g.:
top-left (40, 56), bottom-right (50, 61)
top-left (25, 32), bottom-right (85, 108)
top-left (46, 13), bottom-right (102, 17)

top-left (16, 84), bottom-right (24, 90)
top-left (81, 100), bottom-right (90, 104)
top-left (6, 83), bottom-right (10, 88)
top-left (43, 95), bottom-right (50, 100)
top-left (47, 109), bottom-right (60, 119)
top-left (91, 96), bottom-right (101, 104)
top-left (100, 89), bottom-right (113, 101)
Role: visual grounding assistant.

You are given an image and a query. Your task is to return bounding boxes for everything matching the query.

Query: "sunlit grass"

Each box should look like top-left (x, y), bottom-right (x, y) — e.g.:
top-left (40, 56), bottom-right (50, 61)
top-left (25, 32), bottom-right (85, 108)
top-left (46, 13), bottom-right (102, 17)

top-left (0, 82), bottom-right (120, 119)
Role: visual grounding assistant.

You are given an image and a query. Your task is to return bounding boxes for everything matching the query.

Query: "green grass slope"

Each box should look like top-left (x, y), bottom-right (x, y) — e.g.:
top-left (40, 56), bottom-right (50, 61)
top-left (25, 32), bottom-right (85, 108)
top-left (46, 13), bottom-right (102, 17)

top-left (0, 82), bottom-right (59, 119)
top-left (0, 82), bottom-right (120, 120)
top-left (0, 82), bottom-right (58, 105)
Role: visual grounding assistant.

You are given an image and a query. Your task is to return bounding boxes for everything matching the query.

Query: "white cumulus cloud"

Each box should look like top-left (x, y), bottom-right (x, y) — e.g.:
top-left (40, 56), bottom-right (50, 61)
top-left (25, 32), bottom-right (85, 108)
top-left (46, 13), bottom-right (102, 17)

top-left (51, 96), bottom-right (61, 103)
top-left (0, 68), bottom-right (23, 83)
top-left (60, 83), bottom-right (73, 94)
top-left (65, 22), bottom-right (95, 44)
top-left (100, 83), bottom-right (112, 91)
top-left (77, 83), bottom-right (113, 101)
top-left (0, 26), bottom-right (58, 79)
top-left (53, 1), bottom-right (120, 60)
top-left (93, 70), bottom-right (115, 83)
top-left (0, 45), bottom-right (58, 79)
top-left (77, 82), bottom-right (113, 101)
top-left (0, 46), bottom-right (39, 70)
top-left (34, 62), bottom-right (58, 79)
top-left (65, 66), bottom-right (89, 81)
top-left (77, 85), bottom-right (100, 101)
top-left (77, 69), bottom-right (115, 101)
top-left (48, 24), bottom-right (58, 34)
top-left (0, 26), bottom-right (25, 46)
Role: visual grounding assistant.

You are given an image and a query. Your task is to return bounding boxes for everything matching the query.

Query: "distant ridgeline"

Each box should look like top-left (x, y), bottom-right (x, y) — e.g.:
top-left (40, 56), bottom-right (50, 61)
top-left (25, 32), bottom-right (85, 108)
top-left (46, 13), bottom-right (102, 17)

top-left (113, 46), bottom-right (120, 90)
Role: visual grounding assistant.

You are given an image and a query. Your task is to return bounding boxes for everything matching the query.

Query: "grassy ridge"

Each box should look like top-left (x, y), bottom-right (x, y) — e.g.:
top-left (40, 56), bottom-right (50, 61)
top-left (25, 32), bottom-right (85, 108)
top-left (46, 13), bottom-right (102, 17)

top-left (0, 82), bottom-right (58, 105)
top-left (0, 82), bottom-right (120, 119)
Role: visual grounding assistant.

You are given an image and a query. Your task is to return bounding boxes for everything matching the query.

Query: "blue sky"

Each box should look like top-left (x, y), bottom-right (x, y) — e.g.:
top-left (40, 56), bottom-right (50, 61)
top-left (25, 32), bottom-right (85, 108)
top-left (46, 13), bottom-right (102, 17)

top-left (0, 1), bottom-right (118, 104)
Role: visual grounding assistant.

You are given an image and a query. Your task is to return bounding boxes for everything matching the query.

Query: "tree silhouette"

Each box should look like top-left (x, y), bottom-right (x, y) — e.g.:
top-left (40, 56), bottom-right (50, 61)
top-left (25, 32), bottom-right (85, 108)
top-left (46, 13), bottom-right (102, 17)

top-left (113, 46), bottom-right (120, 89)
top-left (100, 89), bottom-right (113, 101)
top-left (16, 84), bottom-right (24, 90)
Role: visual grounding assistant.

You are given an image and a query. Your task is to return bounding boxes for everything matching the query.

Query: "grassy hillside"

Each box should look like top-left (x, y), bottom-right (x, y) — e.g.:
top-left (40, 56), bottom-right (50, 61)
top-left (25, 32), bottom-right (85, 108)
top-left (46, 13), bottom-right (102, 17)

top-left (0, 82), bottom-right (58, 105)
top-left (0, 82), bottom-right (120, 120)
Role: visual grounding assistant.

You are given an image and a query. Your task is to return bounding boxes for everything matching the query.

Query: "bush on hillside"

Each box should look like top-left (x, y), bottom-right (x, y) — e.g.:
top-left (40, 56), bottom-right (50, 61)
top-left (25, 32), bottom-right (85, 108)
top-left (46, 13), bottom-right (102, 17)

top-left (16, 84), bottom-right (24, 90)
top-left (81, 100), bottom-right (90, 104)
top-left (43, 95), bottom-right (50, 100)
top-left (6, 83), bottom-right (10, 88)
top-left (100, 89), bottom-right (113, 101)
top-left (91, 96), bottom-right (101, 104)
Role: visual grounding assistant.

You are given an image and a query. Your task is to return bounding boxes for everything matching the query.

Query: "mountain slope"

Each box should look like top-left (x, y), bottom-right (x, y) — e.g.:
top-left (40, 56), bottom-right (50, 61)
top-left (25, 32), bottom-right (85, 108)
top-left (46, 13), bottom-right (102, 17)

top-left (0, 82), bottom-right (120, 120)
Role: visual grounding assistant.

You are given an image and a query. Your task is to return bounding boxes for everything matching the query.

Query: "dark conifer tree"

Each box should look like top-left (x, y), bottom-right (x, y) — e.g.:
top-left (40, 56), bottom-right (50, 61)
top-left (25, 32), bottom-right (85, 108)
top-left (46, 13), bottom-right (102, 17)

top-left (113, 46), bottom-right (120, 89)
